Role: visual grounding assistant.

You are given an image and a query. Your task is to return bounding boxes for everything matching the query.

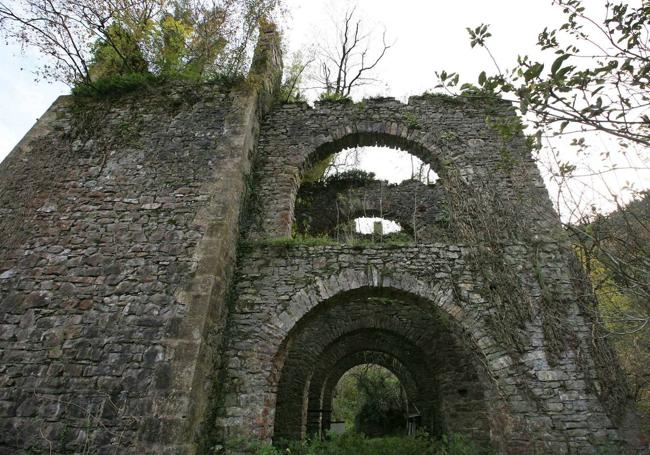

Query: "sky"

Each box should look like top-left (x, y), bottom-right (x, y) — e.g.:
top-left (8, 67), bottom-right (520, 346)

top-left (0, 0), bottom-right (647, 219)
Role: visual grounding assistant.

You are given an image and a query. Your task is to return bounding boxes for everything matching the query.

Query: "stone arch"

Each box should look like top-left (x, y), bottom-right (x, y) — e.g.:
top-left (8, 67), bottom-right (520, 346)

top-left (306, 342), bottom-right (427, 437)
top-left (253, 122), bottom-right (447, 238)
top-left (267, 268), bottom-right (487, 350)
top-left (270, 274), bottom-right (494, 442)
top-left (305, 130), bottom-right (442, 176)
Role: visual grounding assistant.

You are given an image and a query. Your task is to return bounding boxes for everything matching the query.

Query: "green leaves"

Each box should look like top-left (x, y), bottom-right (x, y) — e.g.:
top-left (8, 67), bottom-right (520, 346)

top-left (467, 23), bottom-right (492, 48)
top-left (523, 62), bottom-right (544, 82)
top-left (439, 1), bottom-right (650, 148)
top-left (478, 71), bottom-right (486, 86)
top-left (551, 54), bottom-right (570, 76)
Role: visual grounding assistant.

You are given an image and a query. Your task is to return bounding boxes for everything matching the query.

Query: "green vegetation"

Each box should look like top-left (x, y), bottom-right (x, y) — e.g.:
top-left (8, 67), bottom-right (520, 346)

top-left (571, 193), bottom-right (650, 432)
top-left (332, 365), bottom-right (406, 435)
top-left (256, 432), bottom-right (481, 455)
top-left (279, 51), bottom-right (311, 103)
top-left (404, 112), bottom-right (421, 130)
top-left (71, 73), bottom-right (161, 98)
top-left (318, 92), bottom-right (353, 103)
top-left (0, 0), bottom-right (281, 95)
top-left (250, 231), bottom-right (412, 249)
top-left (319, 170), bottom-right (377, 189)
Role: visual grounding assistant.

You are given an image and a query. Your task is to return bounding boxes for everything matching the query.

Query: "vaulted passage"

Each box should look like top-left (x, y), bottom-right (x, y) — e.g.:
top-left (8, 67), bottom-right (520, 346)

top-left (272, 288), bottom-right (491, 443)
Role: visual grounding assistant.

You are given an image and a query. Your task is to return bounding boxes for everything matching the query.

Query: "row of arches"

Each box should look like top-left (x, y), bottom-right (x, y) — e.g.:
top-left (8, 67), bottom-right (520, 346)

top-left (267, 128), bottom-right (480, 441)
top-left (272, 288), bottom-right (491, 444)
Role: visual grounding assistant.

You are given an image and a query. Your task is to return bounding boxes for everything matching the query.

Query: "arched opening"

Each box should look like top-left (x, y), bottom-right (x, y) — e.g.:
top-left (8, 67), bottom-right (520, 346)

top-left (271, 287), bottom-right (491, 446)
top-left (293, 133), bottom-right (449, 243)
top-left (309, 146), bottom-right (439, 185)
top-left (330, 363), bottom-right (409, 437)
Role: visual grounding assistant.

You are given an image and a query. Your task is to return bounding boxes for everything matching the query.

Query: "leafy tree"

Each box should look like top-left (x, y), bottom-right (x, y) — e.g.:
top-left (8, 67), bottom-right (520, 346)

top-left (332, 364), bottom-right (407, 436)
top-left (279, 50), bottom-right (313, 103)
top-left (571, 193), bottom-right (650, 426)
top-left (435, 0), bottom-right (650, 426)
top-left (437, 1), bottom-right (650, 148)
top-left (0, 0), bottom-right (282, 89)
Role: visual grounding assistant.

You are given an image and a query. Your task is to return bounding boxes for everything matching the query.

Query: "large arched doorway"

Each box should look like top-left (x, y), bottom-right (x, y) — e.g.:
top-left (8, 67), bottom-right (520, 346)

top-left (271, 287), bottom-right (491, 446)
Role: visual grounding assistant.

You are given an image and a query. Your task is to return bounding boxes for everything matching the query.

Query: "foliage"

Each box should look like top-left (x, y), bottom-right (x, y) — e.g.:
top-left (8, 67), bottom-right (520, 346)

top-left (436, 1), bottom-right (650, 147)
top-left (318, 91), bottom-right (353, 103)
top-left (302, 155), bottom-right (335, 184)
top-left (571, 192), bottom-right (650, 430)
top-left (352, 365), bottom-right (407, 436)
top-left (404, 112), bottom-right (421, 130)
top-left (436, 1), bottom-right (650, 417)
top-left (0, 0), bottom-right (282, 91)
top-left (330, 365), bottom-right (407, 436)
top-left (322, 169), bottom-right (376, 188)
top-left (256, 432), bottom-right (481, 455)
top-left (71, 73), bottom-right (161, 98)
top-left (279, 50), bottom-right (313, 103)
top-left (258, 234), bottom-right (335, 248)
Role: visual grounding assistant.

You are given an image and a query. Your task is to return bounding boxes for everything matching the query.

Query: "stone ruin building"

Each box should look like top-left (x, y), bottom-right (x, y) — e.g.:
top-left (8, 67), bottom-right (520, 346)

top-left (0, 23), bottom-right (646, 454)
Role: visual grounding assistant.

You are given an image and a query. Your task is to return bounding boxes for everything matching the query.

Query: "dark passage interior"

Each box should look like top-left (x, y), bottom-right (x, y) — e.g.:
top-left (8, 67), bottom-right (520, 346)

top-left (272, 288), bottom-right (491, 444)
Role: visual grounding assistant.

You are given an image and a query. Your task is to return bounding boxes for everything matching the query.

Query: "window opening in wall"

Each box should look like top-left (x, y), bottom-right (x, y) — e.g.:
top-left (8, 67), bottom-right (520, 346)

top-left (354, 217), bottom-right (401, 235)
top-left (295, 145), bottom-right (448, 244)
top-left (332, 364), bottom-right (408, 438)
top-left (306, 146), bottom-right (439, 185)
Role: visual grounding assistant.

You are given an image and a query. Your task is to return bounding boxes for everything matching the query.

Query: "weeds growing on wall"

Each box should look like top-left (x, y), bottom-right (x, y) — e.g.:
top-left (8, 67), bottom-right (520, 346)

top-left (318, 92), bottom-right (353, 103)
top-left (249, 232), bottom-right (413, 249)
top-left (444, 158), bottom-right (571, 361)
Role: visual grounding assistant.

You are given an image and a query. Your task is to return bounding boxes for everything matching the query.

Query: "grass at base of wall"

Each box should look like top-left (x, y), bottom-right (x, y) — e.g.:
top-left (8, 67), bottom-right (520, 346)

top-left (250, 233), bottom-right (414, 249)
top-left (253, 432), bottom-right (484, 455)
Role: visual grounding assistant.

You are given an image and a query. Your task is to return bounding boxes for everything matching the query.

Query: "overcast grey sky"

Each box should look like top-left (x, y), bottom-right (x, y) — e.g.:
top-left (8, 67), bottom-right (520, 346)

top-left (0, 0), bottom-right (566, 160)
top-left (0, 0), bottom-right (646, 218)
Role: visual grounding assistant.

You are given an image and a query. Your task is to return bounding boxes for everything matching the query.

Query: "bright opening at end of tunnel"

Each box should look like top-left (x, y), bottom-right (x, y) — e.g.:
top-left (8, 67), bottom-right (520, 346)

top-left (355, 217), bottom-right (402, 235)
top-left (325, 146), bottom-right (439, 185)
top-left (332, 364), bottom-right (408, 437)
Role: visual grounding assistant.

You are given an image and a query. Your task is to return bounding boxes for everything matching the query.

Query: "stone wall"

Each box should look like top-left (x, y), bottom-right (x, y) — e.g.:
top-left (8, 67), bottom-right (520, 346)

top-left (247, 96), bottom-right (558, 242)
top-left (0, 25), bottom-right (642, 455)
top-left (295, 178), bottom-right (449, 241)
top-left (0, 24), bottom-right (282, 454)
top-left (216, 242), bottom-right (627, 453)
top-left (216, 93), bottom-right (642, 453)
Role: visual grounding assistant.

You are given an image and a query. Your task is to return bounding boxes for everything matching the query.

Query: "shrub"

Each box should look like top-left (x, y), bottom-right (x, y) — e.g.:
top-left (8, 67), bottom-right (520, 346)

top-left (72, 73), bottom-right (161, 98)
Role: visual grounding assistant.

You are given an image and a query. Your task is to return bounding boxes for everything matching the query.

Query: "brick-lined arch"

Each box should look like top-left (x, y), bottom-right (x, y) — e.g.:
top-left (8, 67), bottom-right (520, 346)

top-left (271, 285), bottom-right (491, 442)
top-left (266, 268), bottom-right (487, 349)
top-left (311, 349), bottom-right (424, 437)
top-left (216, 247), bottom-right (538, 448)
top-left (285, 330), bottom-right (433, 439)
top-left (250, 100), bottom-right (451, 239)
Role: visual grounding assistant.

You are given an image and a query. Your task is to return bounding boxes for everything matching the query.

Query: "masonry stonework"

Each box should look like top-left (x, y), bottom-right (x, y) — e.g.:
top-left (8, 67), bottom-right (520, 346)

top-left (0, 25), bottom-right (644, 455)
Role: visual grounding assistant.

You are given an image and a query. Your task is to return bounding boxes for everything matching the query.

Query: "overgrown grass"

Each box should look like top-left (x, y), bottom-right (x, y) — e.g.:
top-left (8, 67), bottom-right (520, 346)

top-left (318, 91), bottom-right (353, 103)
top-left (72, 71), bottom-right (245, 98)
top-left (72, 73), bottom-right (162, 98)
top-left (255, 432), bottom-right (482, 455)
top-left (250, 232), bottom-right (414, 249)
